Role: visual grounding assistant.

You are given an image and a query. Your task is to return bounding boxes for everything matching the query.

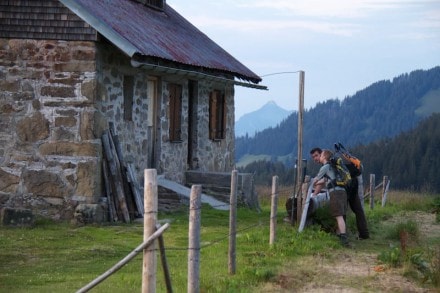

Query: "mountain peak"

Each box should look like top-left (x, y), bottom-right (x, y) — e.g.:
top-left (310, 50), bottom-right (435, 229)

top-left (265, 100), bottom-right (277, 106)
top-left (235, 101), bottom-right (293, 137)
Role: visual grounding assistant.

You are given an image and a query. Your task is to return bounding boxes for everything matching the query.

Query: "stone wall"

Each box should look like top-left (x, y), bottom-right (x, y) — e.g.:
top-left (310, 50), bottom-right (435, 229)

top-left (0, 38), bottom-right (237, 221)
top-left (97, 44), bottom-right (236, 185)
top-left (95, 44), bottom-right (152, 185)
top-left (0, 39), bottom-right (102, 220)
top-left (157, 79), bottom-right (236, 183)
top-left (194, 81), bottom-right (235, 173)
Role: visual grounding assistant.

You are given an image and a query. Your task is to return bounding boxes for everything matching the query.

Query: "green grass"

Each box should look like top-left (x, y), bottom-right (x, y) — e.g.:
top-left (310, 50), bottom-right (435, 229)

top-left (235, 153), bottom-right (294, 168)
top-left (0, 190), bottom-right (439, 292)
top-left (235, 154), bottom-right (271, 168)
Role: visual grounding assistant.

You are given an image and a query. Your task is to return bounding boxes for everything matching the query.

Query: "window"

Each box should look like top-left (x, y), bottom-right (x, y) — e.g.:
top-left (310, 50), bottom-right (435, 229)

top-left (123, 75), bottom-right (134, 121)
top-left (209, 90), bottom-right (226, 140)
top-left (169, 83), bottom-right (182, 142)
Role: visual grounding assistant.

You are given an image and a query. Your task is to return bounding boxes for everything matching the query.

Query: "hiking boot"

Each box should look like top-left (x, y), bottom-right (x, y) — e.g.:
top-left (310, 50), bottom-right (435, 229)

top-left (339, 233), bottom-right (350, 247)
top-left (357, 234), bottom-right (369, 240)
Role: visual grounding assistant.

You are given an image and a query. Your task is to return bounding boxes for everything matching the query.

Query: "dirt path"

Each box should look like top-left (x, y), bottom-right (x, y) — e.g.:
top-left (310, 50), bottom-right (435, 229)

top-left (258, 212), bottom-right (439, 292)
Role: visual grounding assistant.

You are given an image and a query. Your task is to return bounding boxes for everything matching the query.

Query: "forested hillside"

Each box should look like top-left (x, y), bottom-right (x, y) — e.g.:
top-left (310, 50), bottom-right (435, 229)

top-left (236, 67), bottom-right (440, 162)
top-left (351, 113), bottom-right (440, 192)
top-left (238, 113), bottom-right (440, 192)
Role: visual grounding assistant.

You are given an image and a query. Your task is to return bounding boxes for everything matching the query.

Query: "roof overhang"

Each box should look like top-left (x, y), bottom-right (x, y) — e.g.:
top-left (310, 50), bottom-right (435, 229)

top-left (131, 60), bottom-right (268, 90)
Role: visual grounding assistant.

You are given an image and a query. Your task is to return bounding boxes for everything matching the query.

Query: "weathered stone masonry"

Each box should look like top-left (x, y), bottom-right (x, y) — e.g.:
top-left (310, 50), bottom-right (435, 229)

top-left (0, 38), bottom-right (237, 220)
top-left (0, 39), bottom-right (102, 220)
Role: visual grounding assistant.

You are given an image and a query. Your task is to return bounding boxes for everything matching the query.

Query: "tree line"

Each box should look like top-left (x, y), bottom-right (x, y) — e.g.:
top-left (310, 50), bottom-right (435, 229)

top-left (238, 113), bottom-right (440, 192)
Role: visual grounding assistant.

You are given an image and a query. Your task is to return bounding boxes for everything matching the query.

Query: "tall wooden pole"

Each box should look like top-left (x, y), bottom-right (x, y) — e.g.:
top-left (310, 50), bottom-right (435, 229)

top-left (296, 71), bottom-right (305, 196)
top-left (143, 169), bottom-right (158, 293)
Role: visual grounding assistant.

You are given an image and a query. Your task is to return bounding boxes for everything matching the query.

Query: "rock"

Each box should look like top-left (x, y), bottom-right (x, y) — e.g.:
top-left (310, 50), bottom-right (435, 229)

top-left (0, 207), bottom-right (35, 226)
top-left (76, 160), bottom-right (101, 198)
top-left (16, 112), bottom-right (49, 142)
top-left (73, 203), bottom-right (107, 225)
top-left (22, 169), bottom-right (66, 198)
top-left (0, 168), bottom-right (20, 193)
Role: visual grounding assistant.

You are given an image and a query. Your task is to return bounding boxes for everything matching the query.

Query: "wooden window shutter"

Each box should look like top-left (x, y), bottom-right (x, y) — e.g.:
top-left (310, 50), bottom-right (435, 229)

top-left (209, 90), bottom-right (226, 140)
top-left (220, 93), bottom-right (226, 139)
top-left (209, 91), bottom-right (217, 140)
top-left (169, 84), bottom-right (182, 142)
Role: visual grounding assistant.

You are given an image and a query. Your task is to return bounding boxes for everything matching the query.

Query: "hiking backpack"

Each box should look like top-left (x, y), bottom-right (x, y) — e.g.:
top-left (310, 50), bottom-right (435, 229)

top-left (328, 155), bottom-right (352, 189)
top-left (334, 142), bottom-right (363, 177)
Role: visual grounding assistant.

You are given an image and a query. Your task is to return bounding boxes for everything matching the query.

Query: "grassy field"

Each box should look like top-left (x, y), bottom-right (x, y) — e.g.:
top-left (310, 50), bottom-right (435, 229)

top-left (0, 190), bottom-right (439, 292)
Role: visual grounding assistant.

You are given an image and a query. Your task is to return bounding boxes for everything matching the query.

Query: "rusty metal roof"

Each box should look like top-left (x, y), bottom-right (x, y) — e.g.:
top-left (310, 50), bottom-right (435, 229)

top-left (59, 0), bottom-right (262, 84)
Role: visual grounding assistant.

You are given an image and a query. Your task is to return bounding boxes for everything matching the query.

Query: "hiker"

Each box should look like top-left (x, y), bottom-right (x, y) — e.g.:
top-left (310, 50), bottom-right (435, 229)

top-left (312, 149), bottom-right (349, 247)
top-left (345, 172), bottom-right (370, 239)
top-left (311, 147), bottom-right (369, 240)
top-left (310, 147), bottom-right (325, 194)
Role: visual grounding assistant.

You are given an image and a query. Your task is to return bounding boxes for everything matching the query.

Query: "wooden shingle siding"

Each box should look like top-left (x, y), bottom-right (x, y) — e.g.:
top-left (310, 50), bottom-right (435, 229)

top-left (0, 0), bottom-right (97, 41)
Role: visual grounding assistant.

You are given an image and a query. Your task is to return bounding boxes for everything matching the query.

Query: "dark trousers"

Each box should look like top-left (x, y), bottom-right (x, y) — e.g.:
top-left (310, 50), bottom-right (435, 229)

top-left (346, 178), bottom-right (369, 238)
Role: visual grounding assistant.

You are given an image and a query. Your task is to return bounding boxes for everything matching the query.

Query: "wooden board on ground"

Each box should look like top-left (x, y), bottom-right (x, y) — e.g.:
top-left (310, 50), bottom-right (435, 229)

top-left (298, 180), bottom-right (314, 232)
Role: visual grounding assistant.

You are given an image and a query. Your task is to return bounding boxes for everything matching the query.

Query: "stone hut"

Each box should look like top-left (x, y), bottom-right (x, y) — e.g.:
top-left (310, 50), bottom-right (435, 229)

top-left (0, 0), bottom-right (264, 221)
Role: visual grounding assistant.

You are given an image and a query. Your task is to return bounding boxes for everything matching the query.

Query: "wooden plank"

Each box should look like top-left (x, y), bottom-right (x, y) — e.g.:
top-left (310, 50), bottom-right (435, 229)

top-left (102, 159), bottom-right (117, 222)
top-left (101, 131), bottom-right (130, 223)
top-left (109, 128), bottom-right (135, 220)
top-left (298, 179), bottom-right (314, 232)
top-left (127, 163), bottom-right (144, 216)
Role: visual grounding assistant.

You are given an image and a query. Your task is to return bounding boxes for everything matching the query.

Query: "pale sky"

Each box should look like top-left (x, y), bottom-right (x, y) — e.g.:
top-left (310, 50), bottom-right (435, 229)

top-left (167, 0), bottom-right (440, 120)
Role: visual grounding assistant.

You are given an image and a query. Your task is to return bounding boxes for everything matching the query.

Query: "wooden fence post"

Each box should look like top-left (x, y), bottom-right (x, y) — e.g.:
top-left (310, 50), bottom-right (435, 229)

top-left (369, 174), bottom-right (375, 210)
top-left (229, 170), bottom-right (238, 275)
top-left (270, 176), bottom-right (279, 245)
top-left (143, 169), bottom-right (158, 293)
top-left (188, 185), bottom-right (202, 293)
top-left (381, 176), bottom-right (390, 207)
top-left (357, 175), bottom-right (365, 209)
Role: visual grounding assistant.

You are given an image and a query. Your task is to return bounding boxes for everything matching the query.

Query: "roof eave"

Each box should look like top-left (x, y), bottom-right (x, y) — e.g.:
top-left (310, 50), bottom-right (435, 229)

top-left (59, 0), bottom-right (139, 57)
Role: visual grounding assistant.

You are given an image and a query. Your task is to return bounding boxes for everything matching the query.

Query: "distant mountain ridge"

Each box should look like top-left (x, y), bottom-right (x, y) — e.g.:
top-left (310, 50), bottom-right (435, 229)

top-left (235, 66), bottom-right (440, 165)
top-left (235, 101), bottom-right (293, 137)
